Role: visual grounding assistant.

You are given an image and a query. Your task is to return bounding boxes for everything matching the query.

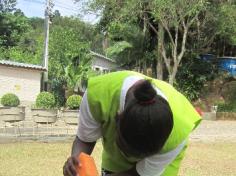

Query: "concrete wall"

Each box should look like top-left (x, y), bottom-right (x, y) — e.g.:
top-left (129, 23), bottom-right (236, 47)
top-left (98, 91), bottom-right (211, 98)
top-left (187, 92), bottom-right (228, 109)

top-left (0, 65), bottom-right (42, 104)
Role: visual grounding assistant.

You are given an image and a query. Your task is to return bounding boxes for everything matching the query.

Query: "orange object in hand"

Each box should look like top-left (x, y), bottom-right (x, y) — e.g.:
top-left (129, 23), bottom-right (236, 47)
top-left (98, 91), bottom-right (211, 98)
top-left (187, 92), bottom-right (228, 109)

top-left (76, 152), bottom-right (99, 176)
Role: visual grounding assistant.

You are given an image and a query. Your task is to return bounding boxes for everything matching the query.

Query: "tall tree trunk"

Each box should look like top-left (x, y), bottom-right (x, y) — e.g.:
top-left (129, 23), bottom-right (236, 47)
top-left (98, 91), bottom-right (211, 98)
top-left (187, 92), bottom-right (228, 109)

top-left (223, 38), bottom-right (226, 56)
top-left (103, 32), bottom-right (109, 52)
top-left (168, 75), bottom-right (174, 86)
top-left (156, 24), bottom-right (164, 80)
top-left (169, 64), bottom-right (178, 85)
top-left (230, 45), bottom-right (234, 56)
top-left (143, 60), bottom-right (147, 74)
top-left (138, 59), bottom-right (141, 72)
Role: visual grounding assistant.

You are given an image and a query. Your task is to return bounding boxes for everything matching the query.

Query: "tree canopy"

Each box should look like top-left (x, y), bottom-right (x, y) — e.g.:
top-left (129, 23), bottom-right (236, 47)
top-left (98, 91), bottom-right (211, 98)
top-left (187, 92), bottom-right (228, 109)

top-left (1, 0), bottom-right (236, 102)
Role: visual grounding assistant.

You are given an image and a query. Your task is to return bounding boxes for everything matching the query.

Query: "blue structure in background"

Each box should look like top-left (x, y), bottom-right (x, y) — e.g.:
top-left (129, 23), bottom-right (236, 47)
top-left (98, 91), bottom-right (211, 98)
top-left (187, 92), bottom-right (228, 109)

top-left (200, 54), bottom-right (236, 76)
top-left (218, 57), bottom-right (236, 76)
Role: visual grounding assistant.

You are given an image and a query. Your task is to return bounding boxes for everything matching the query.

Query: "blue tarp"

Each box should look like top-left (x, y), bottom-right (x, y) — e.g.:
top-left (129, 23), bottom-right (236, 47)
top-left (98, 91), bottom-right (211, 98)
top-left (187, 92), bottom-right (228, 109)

top-left (218, 57), bottom-right (236, 76)
top-left (200, 54), bottom-right (236, 76)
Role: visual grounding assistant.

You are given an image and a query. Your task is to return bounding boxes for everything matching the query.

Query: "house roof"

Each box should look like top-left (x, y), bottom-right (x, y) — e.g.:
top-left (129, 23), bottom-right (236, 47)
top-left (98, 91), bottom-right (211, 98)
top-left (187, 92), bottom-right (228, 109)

top-left (0, 51), bottom-right (114, 71)
top-left (90, 51), bottom-right (116, 63)
top-left (218, 57), bottom-right (236, 60)
top-left (0, 60), bottom-right (46, 71)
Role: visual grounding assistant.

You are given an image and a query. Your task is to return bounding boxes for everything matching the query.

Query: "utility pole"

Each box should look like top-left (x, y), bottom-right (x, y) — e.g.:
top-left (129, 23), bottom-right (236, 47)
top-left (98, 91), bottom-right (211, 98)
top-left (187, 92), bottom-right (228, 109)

top-left (42, 0), bottom-right (53, 91)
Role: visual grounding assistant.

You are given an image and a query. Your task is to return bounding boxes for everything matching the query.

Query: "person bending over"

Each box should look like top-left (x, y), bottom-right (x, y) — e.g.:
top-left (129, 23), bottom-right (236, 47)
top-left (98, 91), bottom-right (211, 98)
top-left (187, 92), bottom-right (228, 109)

top-left (63, 71), bottom-right (201, 176)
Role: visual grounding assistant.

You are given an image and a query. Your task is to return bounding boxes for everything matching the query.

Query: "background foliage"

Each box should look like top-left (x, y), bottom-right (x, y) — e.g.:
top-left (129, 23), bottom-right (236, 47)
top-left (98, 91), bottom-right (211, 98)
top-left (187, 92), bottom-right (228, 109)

top-left (0, 0), bottom-right (236, 107)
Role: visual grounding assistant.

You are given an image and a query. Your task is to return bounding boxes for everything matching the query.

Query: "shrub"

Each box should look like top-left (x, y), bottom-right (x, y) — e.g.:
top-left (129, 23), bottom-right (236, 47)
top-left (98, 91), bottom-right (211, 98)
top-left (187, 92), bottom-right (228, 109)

top-left (176, 54), bottom-right (218, 101)
top-left (35, 92), bottom-right (56, 109)
top-left (1, 93), bottom-right (20, 107)
top-left (220, 81), bottom-right (236, 103)
top-left (66, 95), bottom-right (82, 110)
top-left (217, 80), bottom-right (236, 112)
top-left (217, 102), bottom-right (236, 112)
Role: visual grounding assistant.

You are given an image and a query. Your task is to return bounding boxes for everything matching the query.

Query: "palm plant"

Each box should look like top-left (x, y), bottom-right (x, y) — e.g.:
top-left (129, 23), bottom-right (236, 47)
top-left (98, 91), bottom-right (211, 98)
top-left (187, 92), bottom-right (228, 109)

top-left (65, 54), bottom-right (96, 94)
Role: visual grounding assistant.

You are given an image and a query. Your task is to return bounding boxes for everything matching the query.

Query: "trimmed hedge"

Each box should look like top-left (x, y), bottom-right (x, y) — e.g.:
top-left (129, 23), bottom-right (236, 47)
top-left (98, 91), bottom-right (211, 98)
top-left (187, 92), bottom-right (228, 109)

top-left (66, 95), bottom-right (82, 110)
top-left (1, 93), bottom-right (20, 107)
top-left (35, 92), bottom-right (56, 109)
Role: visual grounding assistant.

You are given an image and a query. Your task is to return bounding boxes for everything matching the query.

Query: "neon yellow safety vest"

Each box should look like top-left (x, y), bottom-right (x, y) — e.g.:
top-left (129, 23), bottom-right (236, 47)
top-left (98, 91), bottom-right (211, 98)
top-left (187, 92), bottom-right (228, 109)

top-left (87, 71), bottom-right (201, 173)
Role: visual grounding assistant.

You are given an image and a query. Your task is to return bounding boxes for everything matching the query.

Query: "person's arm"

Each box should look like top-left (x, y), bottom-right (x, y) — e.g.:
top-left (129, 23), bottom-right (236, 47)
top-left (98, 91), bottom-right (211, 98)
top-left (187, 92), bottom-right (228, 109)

top-left (71, 136), bottom-right (96, 157)
top-left (72, 90), bottom-right (101, 156)
top-left (63, 91), bottom-right (102, 176)
top-left (108, 166), bottom-right (140, 176)
top-left (64, 136), bottom-right (96, 176)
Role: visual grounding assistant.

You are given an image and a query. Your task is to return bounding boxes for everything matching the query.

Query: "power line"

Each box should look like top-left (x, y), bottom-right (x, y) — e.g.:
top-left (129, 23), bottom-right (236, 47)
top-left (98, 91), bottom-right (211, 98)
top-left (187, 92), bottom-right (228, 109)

top-left (21, 0), bottom-right (100, 22)
top-left (53, 3), bottom-right (80, 13)
top-left (53, 0), bottom-right (80, 9)
top-left (53, 0), bottom-right (100, 16)
top-left (23, 0), bottom-right (80, 14)
top-left (53, 0), bottom-right (82, 14)
top-left (22, 0), bottom-right (45, 5)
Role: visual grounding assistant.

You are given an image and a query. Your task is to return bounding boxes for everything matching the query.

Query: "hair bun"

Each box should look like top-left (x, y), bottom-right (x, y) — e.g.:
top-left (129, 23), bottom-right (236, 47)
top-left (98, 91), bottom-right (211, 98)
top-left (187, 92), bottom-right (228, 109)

top-left (133, 80), bottom-right (156, 103)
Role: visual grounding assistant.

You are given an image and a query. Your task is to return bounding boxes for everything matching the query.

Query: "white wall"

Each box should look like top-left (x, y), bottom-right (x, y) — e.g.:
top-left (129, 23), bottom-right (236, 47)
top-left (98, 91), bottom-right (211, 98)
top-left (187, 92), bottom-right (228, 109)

top-left (92, 56), bottom-right (117, 72)
top-left (0, 66), bottom-right (42, 104)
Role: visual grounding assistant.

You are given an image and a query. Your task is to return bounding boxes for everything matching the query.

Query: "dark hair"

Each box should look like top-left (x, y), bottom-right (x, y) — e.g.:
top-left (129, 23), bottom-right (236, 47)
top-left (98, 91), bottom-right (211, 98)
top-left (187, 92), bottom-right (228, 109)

top-left (116, 80), bottom-right (173, 158)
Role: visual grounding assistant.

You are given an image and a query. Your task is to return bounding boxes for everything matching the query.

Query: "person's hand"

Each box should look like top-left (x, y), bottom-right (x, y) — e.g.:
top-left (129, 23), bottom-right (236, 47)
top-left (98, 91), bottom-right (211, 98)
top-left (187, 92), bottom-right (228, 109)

top-left (63, 156), bottom-right (79, 176)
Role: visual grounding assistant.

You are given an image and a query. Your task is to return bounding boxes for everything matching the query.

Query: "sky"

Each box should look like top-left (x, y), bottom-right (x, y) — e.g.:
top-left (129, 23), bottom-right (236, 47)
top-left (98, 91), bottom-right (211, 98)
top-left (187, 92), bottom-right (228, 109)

top-left (16, 0), bottom-right (99, 24)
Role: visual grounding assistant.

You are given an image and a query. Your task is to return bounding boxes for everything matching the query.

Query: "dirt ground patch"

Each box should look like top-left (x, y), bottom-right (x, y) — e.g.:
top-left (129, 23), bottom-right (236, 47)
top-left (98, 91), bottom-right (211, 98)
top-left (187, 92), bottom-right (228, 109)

top-left (190, 120), bottom-right (236, 142)
top-left (179, 142), bottom-right (236, 176)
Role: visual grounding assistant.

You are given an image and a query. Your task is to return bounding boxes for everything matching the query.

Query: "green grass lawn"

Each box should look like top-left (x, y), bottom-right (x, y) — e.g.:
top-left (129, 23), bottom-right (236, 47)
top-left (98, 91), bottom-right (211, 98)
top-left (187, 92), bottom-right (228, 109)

top-left (0, 141), bottom-right (235, 176)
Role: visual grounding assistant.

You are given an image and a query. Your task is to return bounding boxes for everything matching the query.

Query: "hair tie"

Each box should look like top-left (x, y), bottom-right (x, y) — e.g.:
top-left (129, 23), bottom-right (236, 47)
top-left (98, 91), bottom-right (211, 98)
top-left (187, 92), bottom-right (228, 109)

top-left (139, 98), bottom-right (156, 105)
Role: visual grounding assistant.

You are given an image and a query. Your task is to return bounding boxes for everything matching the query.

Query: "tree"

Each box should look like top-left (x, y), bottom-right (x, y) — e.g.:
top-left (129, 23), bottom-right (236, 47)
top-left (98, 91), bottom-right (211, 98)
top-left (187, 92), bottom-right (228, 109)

top-left (53, 10), bottom-right (61, 18)
top-left (65, 55), bottom-right (95, 94)
top-left (49, 17), bottom-right (93, 80)
top-left (105, 21), bottom-right (148, 69)
top-left (0, 11), bottom-right (30, 48)
top-left (82, 0), bottom-right (207, 84)
top-left (48, 16), bottom-right (97, 104)
top-left (0, 0), bottom-right (17, 13)
top-left (186, 0), bottom-right (236, 56)
top-left (214, 1), bottom-right (236, 56)
top-left (0, 14), bottom-right (43, 65)
top-left (79, 0), bottom-right (156, 72)
top-left (148, 0), bottom-right (206, 84)
top-left (0, 8), bottom-right (40, 63)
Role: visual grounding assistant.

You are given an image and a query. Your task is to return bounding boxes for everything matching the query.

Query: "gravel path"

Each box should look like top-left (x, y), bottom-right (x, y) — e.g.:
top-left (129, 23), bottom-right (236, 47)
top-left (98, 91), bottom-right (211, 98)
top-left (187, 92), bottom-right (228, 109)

top-left (1, 120), bottom-right (236, 143)
top-left (190, 120), bottom-right (236, 142)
